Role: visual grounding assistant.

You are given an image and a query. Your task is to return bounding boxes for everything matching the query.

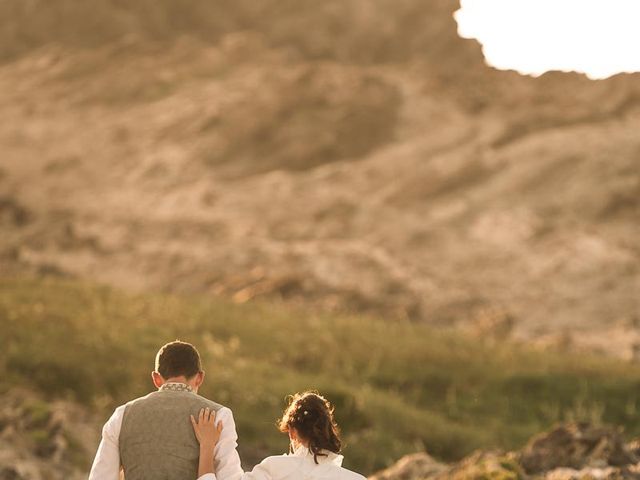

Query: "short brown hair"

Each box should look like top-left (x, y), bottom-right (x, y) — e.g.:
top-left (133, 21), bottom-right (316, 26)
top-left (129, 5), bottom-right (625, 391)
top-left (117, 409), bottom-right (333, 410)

top-left (155, 341), bottom-right (203, 379)
top-left (278, 391), bottom-right (342, 464)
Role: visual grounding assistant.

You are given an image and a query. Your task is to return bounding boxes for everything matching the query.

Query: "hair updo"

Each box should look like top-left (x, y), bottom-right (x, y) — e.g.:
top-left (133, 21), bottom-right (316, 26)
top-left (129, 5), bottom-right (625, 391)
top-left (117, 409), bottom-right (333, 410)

top-left (277, 391), bottom-right (342, 464)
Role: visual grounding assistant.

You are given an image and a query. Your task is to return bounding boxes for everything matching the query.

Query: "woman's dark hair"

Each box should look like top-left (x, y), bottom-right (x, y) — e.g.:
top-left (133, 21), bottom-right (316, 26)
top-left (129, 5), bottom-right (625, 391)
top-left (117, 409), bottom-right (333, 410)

top-left (277, 391), bottom-right (342, 464)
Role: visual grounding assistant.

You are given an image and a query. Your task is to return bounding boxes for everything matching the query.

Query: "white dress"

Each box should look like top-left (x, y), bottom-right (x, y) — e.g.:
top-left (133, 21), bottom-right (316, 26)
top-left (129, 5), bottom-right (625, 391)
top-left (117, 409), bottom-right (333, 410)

top-left (199, 444), bottom-right (366, 480)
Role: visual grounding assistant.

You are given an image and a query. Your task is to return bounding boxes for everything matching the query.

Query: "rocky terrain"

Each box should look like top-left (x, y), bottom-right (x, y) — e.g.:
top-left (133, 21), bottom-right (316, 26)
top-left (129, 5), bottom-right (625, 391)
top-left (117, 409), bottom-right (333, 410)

top-left (371, 423), bottom-right (640, 480)
top-left (1, 0), bottom-right (639, 356)
top-left (0, 389), bottom-right (97, 480)
top-left (4, 388), bottom-right (640, 480)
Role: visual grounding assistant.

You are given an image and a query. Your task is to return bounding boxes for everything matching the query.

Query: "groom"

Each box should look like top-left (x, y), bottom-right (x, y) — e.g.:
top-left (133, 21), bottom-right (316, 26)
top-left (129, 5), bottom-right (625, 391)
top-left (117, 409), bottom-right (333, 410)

top-left (88, 340), bottom-right (243, 480)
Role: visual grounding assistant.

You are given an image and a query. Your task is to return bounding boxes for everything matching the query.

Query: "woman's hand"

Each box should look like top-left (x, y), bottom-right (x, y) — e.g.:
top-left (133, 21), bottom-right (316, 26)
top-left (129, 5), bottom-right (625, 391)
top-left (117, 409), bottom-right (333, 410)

top-left (191, 407), bottom-right (223, 449)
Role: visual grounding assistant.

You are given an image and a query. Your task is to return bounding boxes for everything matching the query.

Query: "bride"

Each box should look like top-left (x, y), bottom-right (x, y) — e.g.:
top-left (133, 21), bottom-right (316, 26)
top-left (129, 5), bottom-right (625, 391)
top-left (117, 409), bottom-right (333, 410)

top-left (190, 391), bottom-right (366, 480)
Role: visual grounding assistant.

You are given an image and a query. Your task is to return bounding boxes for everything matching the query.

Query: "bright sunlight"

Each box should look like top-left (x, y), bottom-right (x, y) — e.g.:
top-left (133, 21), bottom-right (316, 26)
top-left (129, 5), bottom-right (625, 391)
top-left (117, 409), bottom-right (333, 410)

top-left (454, 0), bottom-right (640, 79)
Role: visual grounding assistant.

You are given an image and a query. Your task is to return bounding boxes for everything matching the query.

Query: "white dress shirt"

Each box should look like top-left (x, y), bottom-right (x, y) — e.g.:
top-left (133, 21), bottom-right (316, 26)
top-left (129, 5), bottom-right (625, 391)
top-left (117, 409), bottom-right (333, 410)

top-left (197, 444), bottom-right (366, 480)
top-left (89, 388), bottom-right (243, 480)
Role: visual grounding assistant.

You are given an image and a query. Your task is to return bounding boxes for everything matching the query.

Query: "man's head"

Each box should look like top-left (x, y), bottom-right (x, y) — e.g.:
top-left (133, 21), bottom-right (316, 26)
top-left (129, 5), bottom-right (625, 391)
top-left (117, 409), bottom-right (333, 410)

top-left (152, 340), bottom-right (205, 392)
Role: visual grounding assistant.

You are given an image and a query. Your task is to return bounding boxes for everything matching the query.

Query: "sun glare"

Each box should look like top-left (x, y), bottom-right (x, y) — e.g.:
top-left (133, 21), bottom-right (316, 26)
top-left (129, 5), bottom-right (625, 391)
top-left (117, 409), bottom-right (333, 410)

top-left (454, 0), bottom-right (640, 80)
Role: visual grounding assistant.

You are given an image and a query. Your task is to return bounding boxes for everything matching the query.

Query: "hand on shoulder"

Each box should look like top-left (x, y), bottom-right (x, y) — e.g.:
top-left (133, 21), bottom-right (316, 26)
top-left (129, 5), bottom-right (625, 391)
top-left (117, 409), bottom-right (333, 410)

top-left (191, 408), bottom-right (223, 449)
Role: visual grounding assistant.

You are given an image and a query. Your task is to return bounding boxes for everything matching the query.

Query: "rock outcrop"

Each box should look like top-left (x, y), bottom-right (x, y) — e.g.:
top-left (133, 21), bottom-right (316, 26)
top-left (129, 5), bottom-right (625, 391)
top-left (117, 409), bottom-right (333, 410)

top-left (519, 423), bottom-right (637, 474)
top-left (370, 452), bottom-right (447, 480)
top-left (370, 423), bottom-right (640, 480)
top-left (0, 389), bottom-right (97, 480)
top-left (1, 1), bottom-right (639, 355)
top-left (442, 451), bottom-right (526, 480)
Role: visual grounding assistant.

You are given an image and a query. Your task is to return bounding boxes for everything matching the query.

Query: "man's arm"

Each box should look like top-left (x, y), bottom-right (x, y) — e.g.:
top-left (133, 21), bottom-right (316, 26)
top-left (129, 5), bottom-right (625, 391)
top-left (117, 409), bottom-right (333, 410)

top-left (211, 407), bottom-right (244, 480)
top-left (88, 406), bottom-right (125, 480)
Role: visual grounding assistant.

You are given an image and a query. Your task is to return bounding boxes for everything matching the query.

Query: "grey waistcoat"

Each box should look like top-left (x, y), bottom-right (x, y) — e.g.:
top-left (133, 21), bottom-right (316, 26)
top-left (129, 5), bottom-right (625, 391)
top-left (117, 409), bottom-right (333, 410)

top-left (119, 388), bottom-right (223, 480)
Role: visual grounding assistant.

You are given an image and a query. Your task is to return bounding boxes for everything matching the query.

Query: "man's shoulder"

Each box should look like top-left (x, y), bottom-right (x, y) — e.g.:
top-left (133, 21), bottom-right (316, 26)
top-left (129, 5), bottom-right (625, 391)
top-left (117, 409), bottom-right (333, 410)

top-left (123, 392), bottom-right (155, 407)
top-left (125, 391), bottom-right (231, 420)
top-left (121, 391), bottom-right (226, 410)
top-left (193, 393), bottom-right (226, 411)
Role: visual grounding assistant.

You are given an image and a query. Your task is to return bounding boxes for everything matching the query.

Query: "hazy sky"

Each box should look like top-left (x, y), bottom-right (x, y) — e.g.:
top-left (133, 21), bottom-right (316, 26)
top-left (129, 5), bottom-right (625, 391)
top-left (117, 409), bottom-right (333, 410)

top-left (454, 0), bottom-right (640, 79)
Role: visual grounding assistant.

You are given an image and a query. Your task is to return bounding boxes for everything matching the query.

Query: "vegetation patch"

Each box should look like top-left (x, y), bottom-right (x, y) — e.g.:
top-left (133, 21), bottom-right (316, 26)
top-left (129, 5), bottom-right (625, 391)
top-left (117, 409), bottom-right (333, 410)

top-left (2, 277), bottom-right (640, 474)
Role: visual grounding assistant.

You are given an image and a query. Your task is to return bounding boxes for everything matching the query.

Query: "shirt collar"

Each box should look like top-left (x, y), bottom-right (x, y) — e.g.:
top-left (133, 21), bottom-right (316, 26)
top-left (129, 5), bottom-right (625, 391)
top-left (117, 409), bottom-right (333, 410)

top-left (159, 382), bottom-right (194, 393)
top-left (290, 444), bottom-right (343, 466)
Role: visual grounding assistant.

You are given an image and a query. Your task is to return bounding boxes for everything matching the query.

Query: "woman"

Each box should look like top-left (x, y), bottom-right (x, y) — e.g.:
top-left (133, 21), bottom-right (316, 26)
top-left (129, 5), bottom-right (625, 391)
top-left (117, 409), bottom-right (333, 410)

top-left (191, 391), bottom-right (366, 480)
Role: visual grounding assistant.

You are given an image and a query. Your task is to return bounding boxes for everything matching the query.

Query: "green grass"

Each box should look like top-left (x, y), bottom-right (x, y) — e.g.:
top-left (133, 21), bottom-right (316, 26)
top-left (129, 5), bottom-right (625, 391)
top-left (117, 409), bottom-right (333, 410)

top-left (2, 276), bottom-right (640, 474)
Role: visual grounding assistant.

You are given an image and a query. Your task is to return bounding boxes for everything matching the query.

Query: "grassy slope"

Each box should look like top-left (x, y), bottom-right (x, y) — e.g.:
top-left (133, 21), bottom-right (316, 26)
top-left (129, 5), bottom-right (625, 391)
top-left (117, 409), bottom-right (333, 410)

top-left (2, 277), bottom-right (640, 474)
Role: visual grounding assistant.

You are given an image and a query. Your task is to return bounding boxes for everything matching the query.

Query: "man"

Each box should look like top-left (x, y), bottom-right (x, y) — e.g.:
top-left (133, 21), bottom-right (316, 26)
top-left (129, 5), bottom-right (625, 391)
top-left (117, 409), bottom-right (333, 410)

top-left (89, 340), bottom-right (243, 480)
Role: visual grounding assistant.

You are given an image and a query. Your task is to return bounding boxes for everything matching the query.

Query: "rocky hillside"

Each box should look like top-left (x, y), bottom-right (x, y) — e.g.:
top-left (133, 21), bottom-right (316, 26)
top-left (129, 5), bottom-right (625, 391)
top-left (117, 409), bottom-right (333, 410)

top-left (371, 423), bottom-right (640, 480)
top-left (0, 389), bottom-right (97, 480)
top-left (4, 389), bottom-right (640, 480)
top-left (1, 0), bottom-right (639, 354)
top-left (7, 277), bottom-right (640, 476)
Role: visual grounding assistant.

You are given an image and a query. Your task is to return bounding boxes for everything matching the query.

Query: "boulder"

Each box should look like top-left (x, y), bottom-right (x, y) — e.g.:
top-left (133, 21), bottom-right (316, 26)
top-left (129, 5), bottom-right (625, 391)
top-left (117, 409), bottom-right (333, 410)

top-left (369, 452), bottom-right (447, 480)
top-left (442, 451), bottom-right (526, 480)
top-left (370, 423), bottom-right (640, 480)
top-left (0, 389), bottom-right (97, 480)
top-left (520, 423), bottom-right (638, 474)
top-left (545, 465), bottom-right (640, 480)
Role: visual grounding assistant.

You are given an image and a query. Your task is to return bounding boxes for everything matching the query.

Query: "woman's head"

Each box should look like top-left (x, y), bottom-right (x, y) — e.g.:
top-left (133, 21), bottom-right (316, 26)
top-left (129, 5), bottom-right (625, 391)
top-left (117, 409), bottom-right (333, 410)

top-left (278, 391), bottom-right (342, 463)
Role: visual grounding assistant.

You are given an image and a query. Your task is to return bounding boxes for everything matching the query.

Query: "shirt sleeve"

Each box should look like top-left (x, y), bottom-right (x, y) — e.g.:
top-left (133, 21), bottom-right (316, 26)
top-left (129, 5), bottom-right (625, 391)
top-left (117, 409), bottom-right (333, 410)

top-left (197, 457), bottom-right (274, 480)
top-left (88, 406), bottom-right (125, 480)
top-left (212, 407), bottom-right (244, 480)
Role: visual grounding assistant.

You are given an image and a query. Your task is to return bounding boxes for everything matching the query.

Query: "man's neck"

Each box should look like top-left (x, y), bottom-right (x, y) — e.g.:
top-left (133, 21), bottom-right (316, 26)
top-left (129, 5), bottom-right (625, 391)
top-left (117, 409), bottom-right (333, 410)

top-left (160, 376), bottom-right (197, 393)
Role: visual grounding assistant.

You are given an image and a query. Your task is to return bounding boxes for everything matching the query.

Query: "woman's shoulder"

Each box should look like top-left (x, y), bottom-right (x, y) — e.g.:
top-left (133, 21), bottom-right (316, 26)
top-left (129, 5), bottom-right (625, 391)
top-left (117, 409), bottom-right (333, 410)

top-left (315, 462), bottom-right (366, 480)
top-left (258, 453), bottom-right (366, 480)
top-left (343, 470), bottom-right (366, 480)
top-left (335, 466), bottom-right (367, 480)
top-left (258, 454), bottom-right (302, 473)
top-left (260, 453), bottom-right (297, 464)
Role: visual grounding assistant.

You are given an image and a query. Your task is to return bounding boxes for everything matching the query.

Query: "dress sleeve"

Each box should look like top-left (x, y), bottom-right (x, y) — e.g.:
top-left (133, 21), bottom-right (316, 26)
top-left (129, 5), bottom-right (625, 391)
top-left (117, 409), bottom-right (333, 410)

top-left (198, 454), bottom-right (273, 480)
top-left (239, 457), bottom-right (273, 480)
